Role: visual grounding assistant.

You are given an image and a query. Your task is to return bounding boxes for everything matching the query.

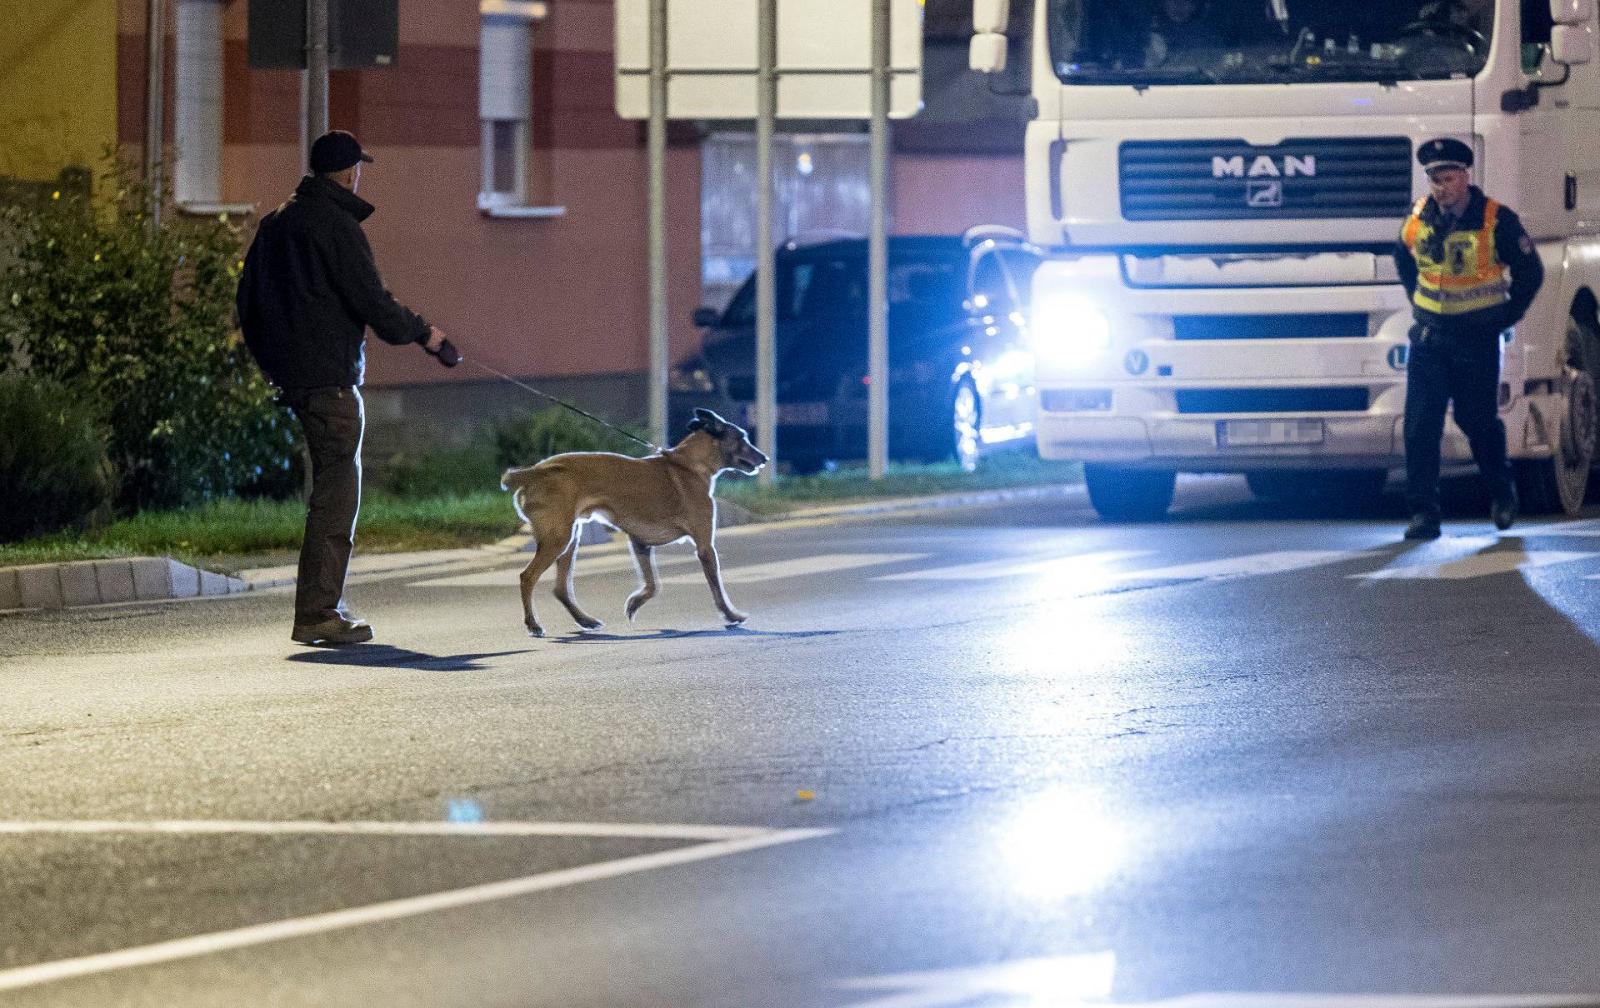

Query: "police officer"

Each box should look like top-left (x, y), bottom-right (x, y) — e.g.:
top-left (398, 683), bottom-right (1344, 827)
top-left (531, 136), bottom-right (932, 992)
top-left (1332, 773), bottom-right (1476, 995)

top-left (237, 130), bottom-right (460, 646)
top-left (1394, 137), bottom-right (1543, 540)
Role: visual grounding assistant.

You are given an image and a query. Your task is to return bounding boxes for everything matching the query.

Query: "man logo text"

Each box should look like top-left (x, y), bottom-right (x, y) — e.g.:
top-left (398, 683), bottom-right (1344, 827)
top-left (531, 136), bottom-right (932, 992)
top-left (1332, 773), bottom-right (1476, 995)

top-left (1212, 154), bottom-right (1317, 179)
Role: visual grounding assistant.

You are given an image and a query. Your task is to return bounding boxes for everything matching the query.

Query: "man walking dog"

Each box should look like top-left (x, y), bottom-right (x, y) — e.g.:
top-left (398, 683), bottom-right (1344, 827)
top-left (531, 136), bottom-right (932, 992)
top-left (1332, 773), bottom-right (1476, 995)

top-left (1395, 137), bottom-right (1543, 540)
top-left (238, 130), bottom-right (460, 646)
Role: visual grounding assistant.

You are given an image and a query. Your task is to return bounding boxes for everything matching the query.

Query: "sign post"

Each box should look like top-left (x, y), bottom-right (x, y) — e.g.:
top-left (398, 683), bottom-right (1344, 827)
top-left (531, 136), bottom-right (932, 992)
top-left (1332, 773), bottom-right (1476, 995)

top-left (615, 0), bottom-right (921, 478)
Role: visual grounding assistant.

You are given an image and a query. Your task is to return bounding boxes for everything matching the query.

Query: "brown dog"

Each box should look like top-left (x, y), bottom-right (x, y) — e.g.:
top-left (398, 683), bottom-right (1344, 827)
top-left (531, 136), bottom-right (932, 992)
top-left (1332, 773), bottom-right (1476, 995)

top-left (500, 408), bottom-right (768, 637)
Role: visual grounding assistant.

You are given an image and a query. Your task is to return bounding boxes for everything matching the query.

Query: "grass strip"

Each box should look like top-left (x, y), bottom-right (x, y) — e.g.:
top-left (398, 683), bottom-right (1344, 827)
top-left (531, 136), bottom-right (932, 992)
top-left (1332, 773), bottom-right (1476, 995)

top-left (1, 453), bottom-right (1081, 569)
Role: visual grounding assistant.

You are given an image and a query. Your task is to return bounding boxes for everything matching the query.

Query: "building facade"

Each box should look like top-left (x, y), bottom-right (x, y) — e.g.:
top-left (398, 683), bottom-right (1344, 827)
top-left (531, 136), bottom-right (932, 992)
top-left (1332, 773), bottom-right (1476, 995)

top-left (4, 0), bottom-right (1025, 453)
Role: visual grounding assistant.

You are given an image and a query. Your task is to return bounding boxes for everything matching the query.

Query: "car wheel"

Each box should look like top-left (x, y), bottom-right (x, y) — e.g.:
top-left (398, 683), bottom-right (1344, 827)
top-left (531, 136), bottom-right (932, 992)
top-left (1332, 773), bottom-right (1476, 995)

top-left (1083, 464), bottom-right (1176, 521)
top-left (951, 378), bottom-right (981, 473)
top-left (1517, 315), bottom-right (1597, 515)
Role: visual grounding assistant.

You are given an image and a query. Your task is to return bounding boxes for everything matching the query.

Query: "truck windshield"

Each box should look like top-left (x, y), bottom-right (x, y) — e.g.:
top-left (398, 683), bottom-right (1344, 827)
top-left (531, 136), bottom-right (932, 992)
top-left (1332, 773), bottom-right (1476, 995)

top-left (1048, 0), bottom-right (1492, 85)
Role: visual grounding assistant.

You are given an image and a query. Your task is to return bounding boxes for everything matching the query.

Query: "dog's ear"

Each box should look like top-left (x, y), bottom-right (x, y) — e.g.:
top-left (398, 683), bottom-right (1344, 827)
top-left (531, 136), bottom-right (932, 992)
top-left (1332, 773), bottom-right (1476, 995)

top-left (689, 407), bottom-right (728, 437)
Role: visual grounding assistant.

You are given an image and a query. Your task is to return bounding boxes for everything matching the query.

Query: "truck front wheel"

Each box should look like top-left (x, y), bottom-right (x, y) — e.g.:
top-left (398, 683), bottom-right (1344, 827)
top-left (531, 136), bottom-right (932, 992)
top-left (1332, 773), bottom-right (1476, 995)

top-left (1517, 316), bottom-right (1597, 516)
top-left (1084, 464), bottom-right (1176, 521)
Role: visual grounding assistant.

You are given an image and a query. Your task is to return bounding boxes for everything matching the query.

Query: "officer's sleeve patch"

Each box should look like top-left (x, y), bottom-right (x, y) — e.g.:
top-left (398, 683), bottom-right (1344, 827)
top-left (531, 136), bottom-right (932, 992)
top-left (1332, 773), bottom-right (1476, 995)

top-left (1519, 234), bottom-right (1535, 255)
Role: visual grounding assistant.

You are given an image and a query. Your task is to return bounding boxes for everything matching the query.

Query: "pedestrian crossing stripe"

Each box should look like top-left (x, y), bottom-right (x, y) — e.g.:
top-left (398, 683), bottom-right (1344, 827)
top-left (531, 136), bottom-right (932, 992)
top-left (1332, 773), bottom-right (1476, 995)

top-left (1113, 549), bottom-right (1383, 585)
top-left (875, 550), bottom-right (1148, 581)
top-left (407, 542), bottom-right (1600, 592)
top-left (1353, 548), bottom-right (1597, 580)
top-left (657, 553), bottom-right (926, 585)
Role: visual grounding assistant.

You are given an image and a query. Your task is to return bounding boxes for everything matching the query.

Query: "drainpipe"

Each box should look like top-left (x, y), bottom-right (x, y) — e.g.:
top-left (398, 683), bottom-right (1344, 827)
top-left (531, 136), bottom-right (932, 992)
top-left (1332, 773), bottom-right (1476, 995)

top-left (144, 0), bottom-right (166, 226)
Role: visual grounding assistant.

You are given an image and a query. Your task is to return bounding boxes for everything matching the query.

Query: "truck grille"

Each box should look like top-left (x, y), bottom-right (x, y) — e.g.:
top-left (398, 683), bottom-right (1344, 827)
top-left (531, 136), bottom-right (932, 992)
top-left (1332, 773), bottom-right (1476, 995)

top-left (1172, 313), bottom-right (1369, 340)
top-left (1120, 137), bottom-right (1413, 221)
top-left (1175, 387), bottom-right (1369, 413)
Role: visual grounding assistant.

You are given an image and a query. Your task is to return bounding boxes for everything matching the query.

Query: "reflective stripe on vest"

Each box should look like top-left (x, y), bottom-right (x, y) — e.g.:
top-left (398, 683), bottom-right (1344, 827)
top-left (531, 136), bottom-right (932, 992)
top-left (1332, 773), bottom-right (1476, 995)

top-left (1402, 197), bottom-right (1509, 315)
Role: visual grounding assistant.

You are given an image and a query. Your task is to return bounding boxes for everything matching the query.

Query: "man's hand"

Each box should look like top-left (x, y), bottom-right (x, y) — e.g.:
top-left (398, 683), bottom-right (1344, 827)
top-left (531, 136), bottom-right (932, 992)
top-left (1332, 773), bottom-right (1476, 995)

top-left (423, 326), bottom-right (461, 367)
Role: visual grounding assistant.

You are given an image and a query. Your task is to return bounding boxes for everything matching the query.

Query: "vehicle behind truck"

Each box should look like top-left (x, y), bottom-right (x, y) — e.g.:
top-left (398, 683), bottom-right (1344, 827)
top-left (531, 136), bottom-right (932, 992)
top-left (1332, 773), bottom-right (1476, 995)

top-left (971, 0), bottom-right (1600, 519)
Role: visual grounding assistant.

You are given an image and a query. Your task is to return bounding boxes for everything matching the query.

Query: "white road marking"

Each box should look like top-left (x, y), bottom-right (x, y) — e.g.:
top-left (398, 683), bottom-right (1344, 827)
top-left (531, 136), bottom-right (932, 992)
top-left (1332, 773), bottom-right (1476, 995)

top-left (836, 954), bottom-right (1598, 1008)
top-left (874, 550), bottom-right (1148, 582)
top-left (0, 819), bottom-right (767, 841)
top-left (1114, 550), bottom-right (1380, 584)
top-left (659, 552), bottom-right (926, 584)
top-left (1354, 549), bottom-right (1596, 581)
top-left (0, 820), bottom-right (832, 992)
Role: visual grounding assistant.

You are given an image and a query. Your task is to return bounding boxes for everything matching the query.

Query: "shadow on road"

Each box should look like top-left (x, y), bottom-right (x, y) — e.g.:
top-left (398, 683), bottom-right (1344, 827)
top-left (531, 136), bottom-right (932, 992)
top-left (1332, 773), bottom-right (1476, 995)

top-left (551, 627), bottom-right (841, 643)
top-left (286, 645), bottom-right (531, 671)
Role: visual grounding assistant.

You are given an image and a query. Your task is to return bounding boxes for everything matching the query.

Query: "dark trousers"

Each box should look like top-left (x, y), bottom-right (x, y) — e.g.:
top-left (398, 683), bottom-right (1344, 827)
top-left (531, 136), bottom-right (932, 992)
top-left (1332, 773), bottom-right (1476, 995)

top-left (284, 386), bottom-right (364, 624)
top-left (1403, 324), bottom-right (1512, 516)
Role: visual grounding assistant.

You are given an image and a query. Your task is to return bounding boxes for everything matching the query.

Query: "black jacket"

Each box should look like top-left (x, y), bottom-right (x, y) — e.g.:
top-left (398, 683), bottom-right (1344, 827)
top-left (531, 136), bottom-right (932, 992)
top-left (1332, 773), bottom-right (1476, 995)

top-left (1394, 186), bottom-right (1544, 334)
top-left (236, 175), bottom-right (430, 389)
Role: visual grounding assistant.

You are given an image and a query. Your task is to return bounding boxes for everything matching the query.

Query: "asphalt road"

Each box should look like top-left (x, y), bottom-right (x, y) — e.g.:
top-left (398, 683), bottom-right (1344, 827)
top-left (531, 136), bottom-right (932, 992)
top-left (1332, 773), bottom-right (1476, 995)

top-left (3, 475), bottom-right (1600, 1007)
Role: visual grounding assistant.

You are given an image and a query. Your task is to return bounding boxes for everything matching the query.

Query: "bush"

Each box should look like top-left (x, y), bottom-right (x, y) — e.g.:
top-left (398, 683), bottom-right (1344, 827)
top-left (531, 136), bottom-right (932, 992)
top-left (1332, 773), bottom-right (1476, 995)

top-left (0, 160), bottom-right (300, 511)
top-left (377, 444), bottom-right (503, 498)
top-left (0, 374), bottom-right (114, 541)
top-left (493, 407), bottom-right (651, 468)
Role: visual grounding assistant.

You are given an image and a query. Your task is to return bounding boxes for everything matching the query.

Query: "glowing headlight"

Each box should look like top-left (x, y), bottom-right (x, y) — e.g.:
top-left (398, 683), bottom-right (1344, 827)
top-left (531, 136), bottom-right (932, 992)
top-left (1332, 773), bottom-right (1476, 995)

top-left (1030, 293), bottom-right (1111, 367)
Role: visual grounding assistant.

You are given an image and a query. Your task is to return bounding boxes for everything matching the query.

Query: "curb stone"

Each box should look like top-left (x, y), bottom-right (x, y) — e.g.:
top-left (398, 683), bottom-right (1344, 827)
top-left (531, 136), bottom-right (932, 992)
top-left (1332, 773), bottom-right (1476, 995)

top-left (0, 482), bottom-right (1082, 614)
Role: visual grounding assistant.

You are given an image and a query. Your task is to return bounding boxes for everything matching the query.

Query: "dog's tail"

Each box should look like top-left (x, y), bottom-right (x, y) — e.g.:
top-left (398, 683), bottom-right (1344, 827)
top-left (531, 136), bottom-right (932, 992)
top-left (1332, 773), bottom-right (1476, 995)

top-left (499, 465), bottom-right (538, 492)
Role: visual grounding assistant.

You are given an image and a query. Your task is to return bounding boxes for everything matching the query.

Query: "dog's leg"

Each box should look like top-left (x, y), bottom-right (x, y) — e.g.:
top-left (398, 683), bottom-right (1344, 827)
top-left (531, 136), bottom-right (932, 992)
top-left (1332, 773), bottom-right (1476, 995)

top-left (519, 522), bottom-right (575, 637)
top-left (553, 535), bottom-right (603, 631)
top-left (692, 534), bottom-right (749, 627)
top-left (624, 538), bottom-right (659, 622)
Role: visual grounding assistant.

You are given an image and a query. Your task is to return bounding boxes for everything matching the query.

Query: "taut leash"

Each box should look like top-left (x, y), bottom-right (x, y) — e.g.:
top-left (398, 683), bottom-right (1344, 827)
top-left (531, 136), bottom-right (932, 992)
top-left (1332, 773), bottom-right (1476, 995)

top-left (459, 352), bottom-right (662, 455)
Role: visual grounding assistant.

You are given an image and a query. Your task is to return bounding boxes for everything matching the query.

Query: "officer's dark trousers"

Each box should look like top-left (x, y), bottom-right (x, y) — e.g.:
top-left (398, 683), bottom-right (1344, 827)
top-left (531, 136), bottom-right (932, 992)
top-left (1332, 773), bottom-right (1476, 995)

top-left (285, 386), bottom-right (364, 625)
top-left (1404, 324), bottom-right (1512, 517)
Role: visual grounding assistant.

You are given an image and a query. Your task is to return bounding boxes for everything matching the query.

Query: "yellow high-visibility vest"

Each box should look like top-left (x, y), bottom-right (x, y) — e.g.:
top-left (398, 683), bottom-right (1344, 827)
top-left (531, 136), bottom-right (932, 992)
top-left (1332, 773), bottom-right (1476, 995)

top-left (1401, 196), bottom-right (1509, 315)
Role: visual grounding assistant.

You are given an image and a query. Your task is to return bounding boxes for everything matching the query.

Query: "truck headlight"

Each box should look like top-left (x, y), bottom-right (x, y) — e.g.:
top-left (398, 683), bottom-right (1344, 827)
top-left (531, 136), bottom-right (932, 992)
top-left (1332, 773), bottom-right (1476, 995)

top-left (1031, 293), bottom-right (1111, 367)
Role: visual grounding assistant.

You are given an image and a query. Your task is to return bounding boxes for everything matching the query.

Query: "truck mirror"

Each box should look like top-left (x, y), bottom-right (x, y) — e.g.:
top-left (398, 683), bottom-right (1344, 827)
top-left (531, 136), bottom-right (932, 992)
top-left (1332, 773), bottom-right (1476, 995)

top-left (973, 0), bottom-right (1009, 33)
top-left (1552, 22), bottom-right (1596, 64)
top-left (1551, 0), bottom-right (1595, 26)
top-left (970, 32), bottom-right (1008, 73)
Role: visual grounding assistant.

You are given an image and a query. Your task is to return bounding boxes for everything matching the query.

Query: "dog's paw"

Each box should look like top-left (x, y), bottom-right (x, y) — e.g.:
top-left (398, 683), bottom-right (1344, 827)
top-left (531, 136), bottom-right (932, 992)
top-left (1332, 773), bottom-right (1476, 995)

top-left (525, 622), bottom-right (545, 638)
top-left (723, 610), bottom-right (749, 627)
top-left (625, 593), bottom-right (650, 621)
top-left (576, 616), bottom-right (604, 631)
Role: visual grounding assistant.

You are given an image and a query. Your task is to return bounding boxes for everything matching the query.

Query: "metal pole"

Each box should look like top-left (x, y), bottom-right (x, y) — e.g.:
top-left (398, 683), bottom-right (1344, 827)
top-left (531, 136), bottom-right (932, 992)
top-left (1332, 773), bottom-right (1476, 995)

top-left (303, 0), bottom-right (329, 165)
top-left (647, 0), bottom-right (669, 446)
top-left (754, 0), bottom-right (777, 485)
top-left (867, 0), bottom-right (891, 479)
top-left (143, 0), bottom-right (166, 226)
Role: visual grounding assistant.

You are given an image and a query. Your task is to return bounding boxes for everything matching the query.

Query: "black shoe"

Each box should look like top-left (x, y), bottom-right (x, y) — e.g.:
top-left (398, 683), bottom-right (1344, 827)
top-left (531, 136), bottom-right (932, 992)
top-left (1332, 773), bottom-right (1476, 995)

top-left (1492, 485), bottom-right (1519, 531)
top-left (1403, 513), bottom-right (1442, 540)
top-left (291, 615), bottom-right (375, 646)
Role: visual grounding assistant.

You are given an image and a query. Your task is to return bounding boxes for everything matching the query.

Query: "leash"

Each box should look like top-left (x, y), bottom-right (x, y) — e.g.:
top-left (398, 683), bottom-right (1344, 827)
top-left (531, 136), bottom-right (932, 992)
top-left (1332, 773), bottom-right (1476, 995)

top-left (458, 352), bottom-right (662, 454)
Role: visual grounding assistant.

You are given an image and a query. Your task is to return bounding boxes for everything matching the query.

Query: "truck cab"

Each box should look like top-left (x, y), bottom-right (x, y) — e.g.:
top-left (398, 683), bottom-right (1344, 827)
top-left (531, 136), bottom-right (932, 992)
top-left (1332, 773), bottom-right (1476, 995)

top-left (972, 0), bottom-right (1600, 519)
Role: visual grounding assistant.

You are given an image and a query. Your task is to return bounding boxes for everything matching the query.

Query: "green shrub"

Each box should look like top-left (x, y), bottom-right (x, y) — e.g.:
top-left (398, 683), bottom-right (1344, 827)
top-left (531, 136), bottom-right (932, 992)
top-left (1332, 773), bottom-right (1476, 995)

top-left (0, 160), bottom-right (300, 511)
top-left (377, 444), bottom-right (502, 498)
top-left (0, 374), bottom-right (114, 541)
top-left (493, 407), bottom-right (650, 468)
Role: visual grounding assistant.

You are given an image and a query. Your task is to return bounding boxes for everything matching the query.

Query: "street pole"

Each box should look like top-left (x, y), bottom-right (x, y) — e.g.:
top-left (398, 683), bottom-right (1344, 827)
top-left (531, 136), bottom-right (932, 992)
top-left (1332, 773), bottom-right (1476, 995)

top-left (303, 0), bottom-right (329, 168)
top-left (754, 0), bottom-right (777, 485)
top-left (144, 0), bottom-right (166, 227)
top-left (867, 0), bottom-right (891, 479)
top-left (647, 0), bottom-right (669, 447)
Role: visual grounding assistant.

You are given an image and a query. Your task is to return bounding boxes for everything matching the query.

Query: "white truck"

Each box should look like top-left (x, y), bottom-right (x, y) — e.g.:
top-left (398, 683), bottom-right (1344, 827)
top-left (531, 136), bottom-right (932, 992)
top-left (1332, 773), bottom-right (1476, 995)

top-left (970, 0), bottom-right (1600, 520)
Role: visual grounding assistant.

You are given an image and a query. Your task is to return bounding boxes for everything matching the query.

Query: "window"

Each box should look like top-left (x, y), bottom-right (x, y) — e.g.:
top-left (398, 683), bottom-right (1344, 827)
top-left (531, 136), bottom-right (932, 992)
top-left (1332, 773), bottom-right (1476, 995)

top-left (478, 0), bottom-right (563, 217)
top-left (174, 0), bottom-right (251, 214)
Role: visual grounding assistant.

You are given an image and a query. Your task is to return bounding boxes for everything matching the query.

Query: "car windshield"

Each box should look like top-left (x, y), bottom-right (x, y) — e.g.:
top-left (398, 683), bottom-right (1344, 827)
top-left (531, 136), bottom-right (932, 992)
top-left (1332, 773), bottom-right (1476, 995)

top-left (1047, 0), bottom-right (1493, 85)
top-left (719, 254), bottom-right (963, 329)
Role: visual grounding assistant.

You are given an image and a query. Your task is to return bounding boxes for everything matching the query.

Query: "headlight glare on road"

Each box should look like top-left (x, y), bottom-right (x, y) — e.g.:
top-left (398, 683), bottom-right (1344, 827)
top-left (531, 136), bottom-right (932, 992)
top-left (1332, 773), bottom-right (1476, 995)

top-left (1031, 293), bottom-right (1111, 368)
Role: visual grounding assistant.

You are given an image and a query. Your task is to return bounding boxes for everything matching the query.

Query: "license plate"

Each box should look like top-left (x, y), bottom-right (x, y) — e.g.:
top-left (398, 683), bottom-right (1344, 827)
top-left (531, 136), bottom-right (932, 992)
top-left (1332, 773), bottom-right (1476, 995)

top-left (776, 402), bottom-right (829, 425)
top-left (1218, 419), bottom-right (1325, 447)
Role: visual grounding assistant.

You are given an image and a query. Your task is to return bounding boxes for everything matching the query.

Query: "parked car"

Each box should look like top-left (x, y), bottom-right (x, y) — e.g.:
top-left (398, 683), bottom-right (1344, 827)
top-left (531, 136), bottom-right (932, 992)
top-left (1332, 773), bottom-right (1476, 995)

top-left (669, 228), bottom-right (1041, 473)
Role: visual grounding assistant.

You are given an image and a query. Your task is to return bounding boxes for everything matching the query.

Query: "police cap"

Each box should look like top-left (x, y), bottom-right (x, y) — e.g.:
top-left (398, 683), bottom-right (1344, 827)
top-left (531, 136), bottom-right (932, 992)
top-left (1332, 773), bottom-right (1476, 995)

top-left (1418, 137), bottom-right (1473, 172)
